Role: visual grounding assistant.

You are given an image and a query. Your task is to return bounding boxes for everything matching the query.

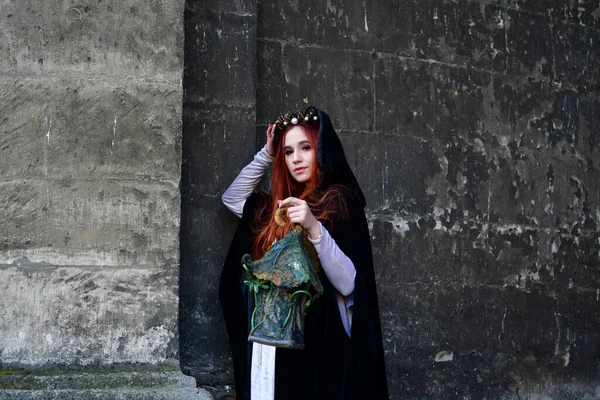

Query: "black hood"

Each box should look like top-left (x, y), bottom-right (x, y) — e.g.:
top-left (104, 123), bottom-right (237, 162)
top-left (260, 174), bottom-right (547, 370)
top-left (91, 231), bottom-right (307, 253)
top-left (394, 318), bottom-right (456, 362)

top-left (315, 107), bottom-right (366, 207)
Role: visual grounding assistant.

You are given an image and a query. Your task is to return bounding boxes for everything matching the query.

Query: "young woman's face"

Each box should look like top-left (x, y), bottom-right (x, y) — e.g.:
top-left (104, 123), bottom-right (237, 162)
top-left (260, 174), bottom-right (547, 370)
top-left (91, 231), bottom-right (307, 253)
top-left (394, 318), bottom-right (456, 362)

top-left (284, 126), bottom-right (315, 183)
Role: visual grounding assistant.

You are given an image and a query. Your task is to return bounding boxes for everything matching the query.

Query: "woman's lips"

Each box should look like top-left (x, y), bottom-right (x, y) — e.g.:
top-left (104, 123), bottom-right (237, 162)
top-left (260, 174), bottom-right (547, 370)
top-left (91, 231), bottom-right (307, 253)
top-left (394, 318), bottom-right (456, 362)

top-left (294, 167), bottom-right (307, 173)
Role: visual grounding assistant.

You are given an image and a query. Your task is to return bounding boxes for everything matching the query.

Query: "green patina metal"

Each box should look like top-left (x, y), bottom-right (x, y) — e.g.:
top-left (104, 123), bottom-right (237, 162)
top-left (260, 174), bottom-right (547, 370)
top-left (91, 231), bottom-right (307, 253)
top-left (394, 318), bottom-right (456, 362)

top-left (242, 226), bottom-right (323, 349)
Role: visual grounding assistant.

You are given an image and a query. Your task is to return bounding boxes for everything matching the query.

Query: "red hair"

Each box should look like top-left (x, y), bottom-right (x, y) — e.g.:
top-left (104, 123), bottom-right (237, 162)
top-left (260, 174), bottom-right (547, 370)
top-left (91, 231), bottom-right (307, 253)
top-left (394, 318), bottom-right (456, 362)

top-left (251, 122), bottom-right (349, 259)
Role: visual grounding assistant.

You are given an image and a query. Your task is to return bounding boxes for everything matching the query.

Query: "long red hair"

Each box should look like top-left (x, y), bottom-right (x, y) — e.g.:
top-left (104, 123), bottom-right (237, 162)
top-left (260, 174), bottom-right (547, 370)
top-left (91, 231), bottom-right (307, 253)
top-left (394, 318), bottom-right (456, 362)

top-left (251, 122), bottom-right (349, 259)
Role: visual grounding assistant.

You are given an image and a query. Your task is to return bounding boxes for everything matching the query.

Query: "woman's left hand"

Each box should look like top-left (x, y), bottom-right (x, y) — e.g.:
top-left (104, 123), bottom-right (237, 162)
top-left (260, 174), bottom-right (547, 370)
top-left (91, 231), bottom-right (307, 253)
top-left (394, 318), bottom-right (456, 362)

top-left (278, 197), bottom-right (321, 239)
top-left (265, 123), bottom-right (276, 156)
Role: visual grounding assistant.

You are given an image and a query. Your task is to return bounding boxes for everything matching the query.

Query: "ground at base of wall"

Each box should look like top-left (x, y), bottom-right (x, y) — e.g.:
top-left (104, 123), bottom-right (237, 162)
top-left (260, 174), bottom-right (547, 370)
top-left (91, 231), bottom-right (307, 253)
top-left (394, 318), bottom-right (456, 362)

top-left (0, 365), bottom-right (213, 400)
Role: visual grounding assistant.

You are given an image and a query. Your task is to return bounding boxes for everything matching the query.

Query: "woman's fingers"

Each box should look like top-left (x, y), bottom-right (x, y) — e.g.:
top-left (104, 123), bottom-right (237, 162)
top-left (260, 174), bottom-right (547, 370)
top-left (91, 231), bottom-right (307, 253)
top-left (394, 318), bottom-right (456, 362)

top-left (278, 197), bottom-right (318, 231)
top-left (279, 197), bottom-right (303, 208)
top-left (284, 202), bottom-right (309, 220)
top-left (287, 209), bottom-right (304, 220)
top-left (266, 124), bottom-right (276, 156)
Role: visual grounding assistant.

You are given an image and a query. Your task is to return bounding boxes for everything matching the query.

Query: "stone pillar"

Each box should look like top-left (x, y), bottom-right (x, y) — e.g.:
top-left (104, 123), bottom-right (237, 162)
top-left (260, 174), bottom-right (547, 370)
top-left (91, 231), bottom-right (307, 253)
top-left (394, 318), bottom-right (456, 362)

top-left (0, 1), bottom-right (209, 398)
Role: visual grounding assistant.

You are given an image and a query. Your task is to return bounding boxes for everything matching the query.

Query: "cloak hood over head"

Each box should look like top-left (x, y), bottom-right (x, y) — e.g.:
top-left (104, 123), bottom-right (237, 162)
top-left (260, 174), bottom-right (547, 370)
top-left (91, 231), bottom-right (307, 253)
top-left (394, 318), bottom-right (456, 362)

top-left (274, 106), bottom-right (366, 207)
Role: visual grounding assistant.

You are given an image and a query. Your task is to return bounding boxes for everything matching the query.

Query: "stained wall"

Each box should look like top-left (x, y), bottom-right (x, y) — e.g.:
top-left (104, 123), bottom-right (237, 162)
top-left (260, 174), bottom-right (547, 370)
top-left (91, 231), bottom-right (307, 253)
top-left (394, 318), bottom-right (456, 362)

top-left (0, 0), bottom-right (185, 368)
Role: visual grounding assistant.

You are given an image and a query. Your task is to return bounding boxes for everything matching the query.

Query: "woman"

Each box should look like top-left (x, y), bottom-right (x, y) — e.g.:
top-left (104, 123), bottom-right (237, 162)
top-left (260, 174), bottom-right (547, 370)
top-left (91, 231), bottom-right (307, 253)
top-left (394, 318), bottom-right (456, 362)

top-left (219, 106), bottom-right (388, 399)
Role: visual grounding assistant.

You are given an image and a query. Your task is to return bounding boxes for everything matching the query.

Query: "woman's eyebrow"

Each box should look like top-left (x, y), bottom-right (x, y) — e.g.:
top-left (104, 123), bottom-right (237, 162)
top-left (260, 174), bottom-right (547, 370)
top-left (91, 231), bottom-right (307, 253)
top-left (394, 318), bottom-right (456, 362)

top-left (284, 140), bottom-right (310, 148)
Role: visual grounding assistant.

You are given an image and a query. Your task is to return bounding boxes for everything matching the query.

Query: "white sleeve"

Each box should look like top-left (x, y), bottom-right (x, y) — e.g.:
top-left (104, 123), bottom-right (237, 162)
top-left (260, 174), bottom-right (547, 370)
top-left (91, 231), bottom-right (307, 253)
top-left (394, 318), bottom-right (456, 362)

top-left (221, 146), bottom-right (274, 218)
top-left (308, 222), bottom-right (356, 297)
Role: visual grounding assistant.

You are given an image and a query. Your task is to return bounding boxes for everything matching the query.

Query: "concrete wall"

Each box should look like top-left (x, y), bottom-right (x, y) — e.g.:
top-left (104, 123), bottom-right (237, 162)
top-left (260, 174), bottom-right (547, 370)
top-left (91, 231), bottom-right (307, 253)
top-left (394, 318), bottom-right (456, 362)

top-left (0, 0), bottom-right (185, 369)
top-left (181, 0), bottom-right (600, 399)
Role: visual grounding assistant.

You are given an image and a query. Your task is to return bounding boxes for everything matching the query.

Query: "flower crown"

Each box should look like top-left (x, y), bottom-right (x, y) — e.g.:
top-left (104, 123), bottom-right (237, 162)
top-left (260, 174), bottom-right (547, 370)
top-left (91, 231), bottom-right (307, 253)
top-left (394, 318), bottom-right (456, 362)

top-left (274, 106), bottom-right (319, 131)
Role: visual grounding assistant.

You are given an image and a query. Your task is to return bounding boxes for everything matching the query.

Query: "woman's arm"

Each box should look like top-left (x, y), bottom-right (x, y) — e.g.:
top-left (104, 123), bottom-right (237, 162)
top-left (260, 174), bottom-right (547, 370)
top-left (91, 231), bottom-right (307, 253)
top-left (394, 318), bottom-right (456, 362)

top-left (310, 221), bottom-right (356, 337)
top-left (221, 145), bottom-right (274, 217)
top-left (308, 221), bottom-right (356, 296)
top-left (222, 124), bottom-right (276, 217)
top-left (278, 197), bottom-right (356, 336)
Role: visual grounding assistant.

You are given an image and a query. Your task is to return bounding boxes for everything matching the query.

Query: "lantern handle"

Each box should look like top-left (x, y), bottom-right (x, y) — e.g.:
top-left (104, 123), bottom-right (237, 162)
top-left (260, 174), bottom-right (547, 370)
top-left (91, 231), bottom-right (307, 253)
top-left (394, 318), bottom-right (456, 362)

top-left (274, 206), bottom-right (303, 232)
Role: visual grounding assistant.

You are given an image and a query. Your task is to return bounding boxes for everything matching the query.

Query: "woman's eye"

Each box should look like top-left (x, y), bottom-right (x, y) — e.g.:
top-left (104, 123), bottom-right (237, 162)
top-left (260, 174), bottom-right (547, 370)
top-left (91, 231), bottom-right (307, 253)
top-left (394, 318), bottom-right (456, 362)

top-left (285, 150), bottom-right (293, 155)
top-left (302, 145), bottom-right (311, 151)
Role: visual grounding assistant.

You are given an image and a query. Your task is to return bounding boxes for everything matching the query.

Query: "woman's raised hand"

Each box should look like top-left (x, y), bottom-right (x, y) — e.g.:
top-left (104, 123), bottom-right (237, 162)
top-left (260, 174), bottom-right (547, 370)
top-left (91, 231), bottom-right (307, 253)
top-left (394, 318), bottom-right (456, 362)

top-left (278, 197), bottom-right (321, 240)
top-left (266, 123), bottom-right (276, 156)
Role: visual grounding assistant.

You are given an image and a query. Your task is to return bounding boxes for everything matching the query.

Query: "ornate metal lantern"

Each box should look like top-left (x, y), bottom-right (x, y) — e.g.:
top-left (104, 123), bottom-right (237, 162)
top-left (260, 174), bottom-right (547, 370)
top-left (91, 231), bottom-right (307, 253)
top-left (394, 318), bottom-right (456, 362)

top-left (242, 225), bottom-right (323, 349)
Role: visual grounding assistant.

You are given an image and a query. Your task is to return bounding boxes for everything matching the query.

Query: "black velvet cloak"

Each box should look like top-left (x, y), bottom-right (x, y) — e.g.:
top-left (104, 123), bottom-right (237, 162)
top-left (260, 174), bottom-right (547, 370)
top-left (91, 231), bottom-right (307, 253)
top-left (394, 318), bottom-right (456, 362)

top-left (219, 108), bottom-right (389, 400)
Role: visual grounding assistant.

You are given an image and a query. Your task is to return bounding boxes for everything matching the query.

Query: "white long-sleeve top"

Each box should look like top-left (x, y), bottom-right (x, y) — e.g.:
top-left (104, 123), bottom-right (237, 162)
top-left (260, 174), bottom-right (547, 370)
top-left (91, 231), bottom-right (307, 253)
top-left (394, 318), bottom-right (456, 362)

top-left (222, 146), bottom-right (355, 336)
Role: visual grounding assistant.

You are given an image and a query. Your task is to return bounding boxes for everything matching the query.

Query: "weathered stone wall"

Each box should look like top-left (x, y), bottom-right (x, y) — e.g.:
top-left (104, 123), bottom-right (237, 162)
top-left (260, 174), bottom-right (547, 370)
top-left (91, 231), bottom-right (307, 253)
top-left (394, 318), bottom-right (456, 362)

top-left (182, 0), bottom-right (600, 399)
top-left (179, 0), bottom-right (257, 388)
top-left (0, 0), bottom-right (185, 370)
